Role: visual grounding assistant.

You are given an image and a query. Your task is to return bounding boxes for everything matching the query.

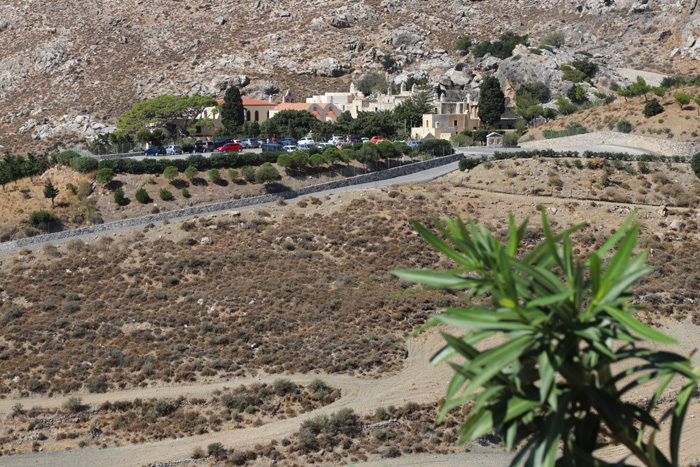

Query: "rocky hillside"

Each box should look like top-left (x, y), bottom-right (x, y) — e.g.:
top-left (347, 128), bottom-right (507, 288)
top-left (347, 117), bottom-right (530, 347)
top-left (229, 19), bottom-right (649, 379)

top-left (1, 0), bottom-right (699, 152)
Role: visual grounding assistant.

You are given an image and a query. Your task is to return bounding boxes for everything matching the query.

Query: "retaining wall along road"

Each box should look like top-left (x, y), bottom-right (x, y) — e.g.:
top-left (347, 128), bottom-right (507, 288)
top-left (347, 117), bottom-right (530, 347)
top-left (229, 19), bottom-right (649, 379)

top-left (520, 131), bottom-right (697, 156)
top-left (0, 154), bottom-right (463, 252)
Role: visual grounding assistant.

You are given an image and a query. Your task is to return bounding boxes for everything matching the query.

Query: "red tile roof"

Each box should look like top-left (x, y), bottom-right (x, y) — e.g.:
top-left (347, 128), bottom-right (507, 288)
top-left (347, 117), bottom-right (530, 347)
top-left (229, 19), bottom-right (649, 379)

top-left (273, 103), bottom-right (315, 111)
top-left (311, 110), bottom-right (322, 117)
top-left (242, 98), bottom-right (277, 106)
top-left (326, 111), bottom-right (337, 117)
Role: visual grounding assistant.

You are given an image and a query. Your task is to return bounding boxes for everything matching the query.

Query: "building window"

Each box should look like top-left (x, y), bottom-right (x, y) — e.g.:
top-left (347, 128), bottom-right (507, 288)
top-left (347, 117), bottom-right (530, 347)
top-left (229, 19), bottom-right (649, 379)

top-left (255, 110), bottom-right (259, 122)
top-left (425, 120), bottom-right (428, 127)
top-left (453, 120), bottom-right (458, 127)
top-left (266, 111), bottom-right (270, 119)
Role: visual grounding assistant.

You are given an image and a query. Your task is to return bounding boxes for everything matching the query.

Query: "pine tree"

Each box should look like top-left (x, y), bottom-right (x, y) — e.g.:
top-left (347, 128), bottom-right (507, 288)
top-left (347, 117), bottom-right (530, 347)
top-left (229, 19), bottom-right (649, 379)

top-left (478, 76), bottom-right (505, 128)
top-left (43, 178), bottom-right (59, 207)
top-left (220, 86), bottom-right (245, 133)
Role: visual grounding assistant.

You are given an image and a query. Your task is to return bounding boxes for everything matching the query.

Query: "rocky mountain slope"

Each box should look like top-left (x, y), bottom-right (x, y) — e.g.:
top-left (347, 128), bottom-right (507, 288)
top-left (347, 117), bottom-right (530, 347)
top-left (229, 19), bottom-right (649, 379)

top-left (1, 0), bottom-right (699, 152)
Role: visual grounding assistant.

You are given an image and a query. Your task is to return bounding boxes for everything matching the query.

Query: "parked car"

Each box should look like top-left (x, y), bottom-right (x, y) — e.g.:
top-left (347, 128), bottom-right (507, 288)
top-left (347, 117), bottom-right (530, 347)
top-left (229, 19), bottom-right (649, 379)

top-left (181, 143), bottom-right (196, 154)
top-left (261, 143), bottom-right (285, 152)
top-left (280, 138), bottom-right (297, 146)
top-left (298, 137), bottom-right (315, 145)
top-left (370, 136), bottom-right (388, 143)
top-left (240, 138), bottom-right (260, 148)
top-left (284, 145), bottom-right (298, 152)
top-left (199, 141), bottom-right (216, 152)
top-left (165, 145), bottom-right (183, 155)
top-left (348, 136), bottom-right (362, 144)
top-left (217, 142), bottom-right (243, 153)
top-left (144, 146), bottom-right (166, 156)
top-left (318, 142), bottom-right (334, 149)
top-left (298, 143), bottom-right (315, 151)
top-left (361, 137), bottom-right (370, 143)
top-left (213, 138), bottom-right (233, 149)
top-left (408, 140), bottom-right (424, 148)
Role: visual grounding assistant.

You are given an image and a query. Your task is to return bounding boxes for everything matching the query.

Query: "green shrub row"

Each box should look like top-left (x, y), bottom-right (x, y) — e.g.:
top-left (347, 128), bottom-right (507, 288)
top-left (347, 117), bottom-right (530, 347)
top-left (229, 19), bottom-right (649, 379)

top-left (542, 124), bottom-right (587, 139)
top-left (96, 152), bottom-right (281, 175)
top-left (458, 150), bottom-right (688, 172)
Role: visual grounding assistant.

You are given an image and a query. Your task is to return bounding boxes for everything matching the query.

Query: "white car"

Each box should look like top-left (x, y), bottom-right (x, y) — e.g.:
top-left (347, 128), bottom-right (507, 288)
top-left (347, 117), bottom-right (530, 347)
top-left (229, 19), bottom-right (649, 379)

top-left (165, 145), bottom-right (183, 155)
top-left (298, 137), bottom-right (315, 145)
top-left (284, 145), bottom-right (298, 152)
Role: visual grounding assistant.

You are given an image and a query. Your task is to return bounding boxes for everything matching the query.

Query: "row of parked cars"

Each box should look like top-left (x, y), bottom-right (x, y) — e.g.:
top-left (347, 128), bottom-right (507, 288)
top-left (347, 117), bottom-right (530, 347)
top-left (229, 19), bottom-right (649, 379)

top-left (143, 136), bottom-right (424, 156)
top-left (262, 136), bottom-right (424, 153)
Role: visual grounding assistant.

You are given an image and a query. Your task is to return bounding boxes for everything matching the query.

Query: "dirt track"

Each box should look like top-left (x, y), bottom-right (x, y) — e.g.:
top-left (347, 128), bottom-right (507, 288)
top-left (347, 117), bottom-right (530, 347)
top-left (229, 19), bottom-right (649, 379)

top-left (3, 319), bottom-right (699, 467)
top-left (1, 329), bottom-right (461, 466)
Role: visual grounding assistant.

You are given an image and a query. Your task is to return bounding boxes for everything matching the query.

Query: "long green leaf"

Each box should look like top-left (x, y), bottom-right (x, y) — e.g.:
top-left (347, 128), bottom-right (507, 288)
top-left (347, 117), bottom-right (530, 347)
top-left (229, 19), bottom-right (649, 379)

top-left (391, 269), bottom-right (472, 288)
top-left (670, 373), bottom-right (700, 464)
top-left (589, 210), bottom-right (638, 260)
top-left (463, 336), bottom-right (534, 395)
top-left (602, 306), bottom-right (677, 344)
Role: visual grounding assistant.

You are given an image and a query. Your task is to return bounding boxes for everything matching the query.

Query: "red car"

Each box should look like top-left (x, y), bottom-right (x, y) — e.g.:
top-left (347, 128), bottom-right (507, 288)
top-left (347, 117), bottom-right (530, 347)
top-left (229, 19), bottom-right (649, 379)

top-left (217, 142), bottom-right (243, 153)
top-left (370, 136), bottom-right (388, 143)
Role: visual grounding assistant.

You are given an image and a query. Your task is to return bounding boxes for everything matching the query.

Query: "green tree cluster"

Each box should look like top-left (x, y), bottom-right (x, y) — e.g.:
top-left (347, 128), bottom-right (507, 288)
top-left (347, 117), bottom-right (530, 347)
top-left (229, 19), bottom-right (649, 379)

top-left (642, 99), bottom-right (664, 117)
top-left (117, 94), bottom-right (217, 137)
top-left (472, 32), bottom-right (529, 60)
top-left (540, 32), bottom-right (565, 48)
top-left (674, 92), bottom-right (692, 110)
top-left (478, 76), bottom-right (505, 127)
top-left (356, 73), bottom-right (390, 96)
top-left (0, 152), bottom-right (50, 190)
top-left (43, 179), bottom-right (59, 207)
top-left (394, 91), bottom-right (435, 129)
top-left (220, 86), bottom-right (244, 133)
top-left (454, 36), bottom-right (472, 52)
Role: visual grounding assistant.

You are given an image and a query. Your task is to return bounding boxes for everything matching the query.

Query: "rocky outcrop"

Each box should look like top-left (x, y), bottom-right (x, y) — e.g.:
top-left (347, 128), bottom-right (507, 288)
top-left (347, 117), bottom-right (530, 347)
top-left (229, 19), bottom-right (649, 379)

top-left (1, 0), bottom-right (699, 152)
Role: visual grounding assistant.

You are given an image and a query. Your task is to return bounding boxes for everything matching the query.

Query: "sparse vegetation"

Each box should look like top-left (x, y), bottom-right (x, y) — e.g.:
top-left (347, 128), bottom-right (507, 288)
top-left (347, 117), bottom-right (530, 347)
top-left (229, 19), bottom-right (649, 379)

top-left (135, 187), bottom-right (151, 204)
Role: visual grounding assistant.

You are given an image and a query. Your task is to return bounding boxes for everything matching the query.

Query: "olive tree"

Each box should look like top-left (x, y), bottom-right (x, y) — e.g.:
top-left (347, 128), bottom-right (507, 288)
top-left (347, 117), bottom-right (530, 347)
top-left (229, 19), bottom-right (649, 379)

top-left (393, 210), bottom-right (699, 466)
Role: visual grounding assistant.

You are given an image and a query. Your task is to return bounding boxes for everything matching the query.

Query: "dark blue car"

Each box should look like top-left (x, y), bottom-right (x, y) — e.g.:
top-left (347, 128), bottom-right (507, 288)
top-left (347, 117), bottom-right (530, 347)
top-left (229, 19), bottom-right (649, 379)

top-left (261, 143), bottom-right (285, 152)
top-left (144, 146), bottom-right (166, 156)
top-left (280, 138), bottom-right (297, 146)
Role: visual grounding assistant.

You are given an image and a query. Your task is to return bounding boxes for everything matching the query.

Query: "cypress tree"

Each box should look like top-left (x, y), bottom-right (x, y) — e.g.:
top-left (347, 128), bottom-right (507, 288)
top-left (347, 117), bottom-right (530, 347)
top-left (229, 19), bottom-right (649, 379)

top-left (220, 86), bottom-right (245, 133)
top-left (43, 178), bottom-right (59, 207)
top-left (478, 76), bottom-right (505, 127)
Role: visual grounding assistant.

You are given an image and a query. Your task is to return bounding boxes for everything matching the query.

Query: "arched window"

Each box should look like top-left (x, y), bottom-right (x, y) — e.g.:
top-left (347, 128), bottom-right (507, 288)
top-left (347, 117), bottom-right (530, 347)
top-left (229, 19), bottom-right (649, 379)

top-left (255, 110), bottom-right (259, 122)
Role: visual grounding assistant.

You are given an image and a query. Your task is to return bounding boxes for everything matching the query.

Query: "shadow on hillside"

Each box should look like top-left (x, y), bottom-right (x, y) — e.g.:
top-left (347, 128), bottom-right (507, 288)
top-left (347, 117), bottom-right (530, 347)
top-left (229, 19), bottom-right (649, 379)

top-left (106, 180), bottom-right (124, 191)
top-left (264, 182), bottom-right (292, 194)
top-left (170, 179), bottom-right (189, 189)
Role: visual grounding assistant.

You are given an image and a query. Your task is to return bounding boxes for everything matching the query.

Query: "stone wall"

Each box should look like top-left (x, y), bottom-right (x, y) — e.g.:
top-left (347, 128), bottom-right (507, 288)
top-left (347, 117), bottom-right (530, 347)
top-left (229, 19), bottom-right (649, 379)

top-left (0, 154), bottom-right (463, 252)
top-left (520, 131), bottom-right (696, 156)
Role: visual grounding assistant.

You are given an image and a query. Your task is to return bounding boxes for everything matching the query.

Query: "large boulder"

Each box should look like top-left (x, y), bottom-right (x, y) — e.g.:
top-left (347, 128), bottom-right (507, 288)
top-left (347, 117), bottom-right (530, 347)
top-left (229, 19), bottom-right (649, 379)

top-left (312, 58), bottom-right (345, 77)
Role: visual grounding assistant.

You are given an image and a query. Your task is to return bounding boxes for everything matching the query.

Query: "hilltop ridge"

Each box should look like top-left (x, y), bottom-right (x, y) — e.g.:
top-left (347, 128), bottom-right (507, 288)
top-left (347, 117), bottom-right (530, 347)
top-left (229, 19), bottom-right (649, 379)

top-left (1, 0), bottom-right (700, 151)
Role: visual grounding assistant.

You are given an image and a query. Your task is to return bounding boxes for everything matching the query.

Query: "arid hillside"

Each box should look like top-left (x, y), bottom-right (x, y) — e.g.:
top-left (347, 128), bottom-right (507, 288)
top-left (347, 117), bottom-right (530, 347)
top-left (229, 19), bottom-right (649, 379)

top-left (0, 160), bottom-right (699, 465)
top-left (2, 0), bottom-right (700, 152)
top-left (525, 84), bottom-right (700, 144)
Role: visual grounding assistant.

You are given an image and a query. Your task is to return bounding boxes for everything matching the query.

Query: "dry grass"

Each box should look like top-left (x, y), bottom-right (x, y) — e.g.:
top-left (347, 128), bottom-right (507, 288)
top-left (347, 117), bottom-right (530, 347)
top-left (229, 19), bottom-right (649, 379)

top-left (526, 85), bottom-right (700, 144)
